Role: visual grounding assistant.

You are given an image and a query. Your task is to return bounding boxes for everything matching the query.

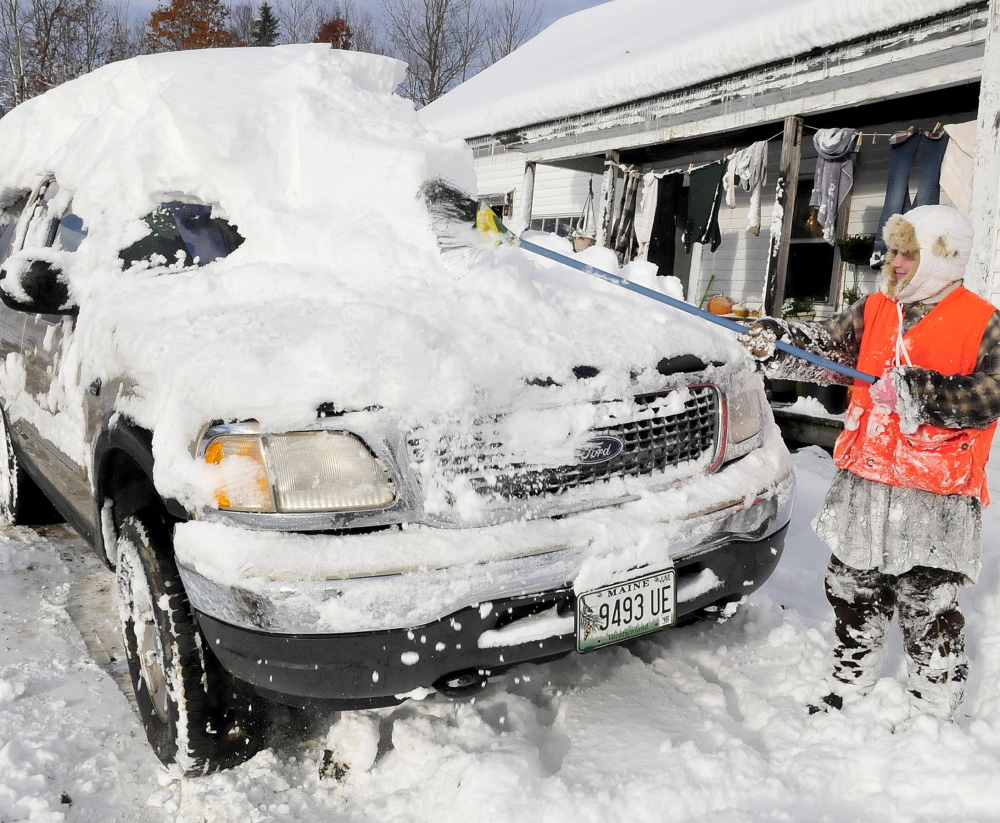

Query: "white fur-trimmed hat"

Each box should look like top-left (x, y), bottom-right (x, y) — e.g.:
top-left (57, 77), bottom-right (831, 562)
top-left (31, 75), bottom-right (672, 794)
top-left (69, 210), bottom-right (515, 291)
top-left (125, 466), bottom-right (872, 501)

top-left (881, 205), bottom-right (973, 302)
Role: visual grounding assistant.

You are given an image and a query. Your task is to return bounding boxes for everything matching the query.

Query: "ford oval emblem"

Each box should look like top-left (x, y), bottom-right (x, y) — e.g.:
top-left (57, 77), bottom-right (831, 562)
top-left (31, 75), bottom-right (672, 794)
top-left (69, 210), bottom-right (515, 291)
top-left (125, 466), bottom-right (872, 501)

top-left (577, 436), bottom-right (625, 465)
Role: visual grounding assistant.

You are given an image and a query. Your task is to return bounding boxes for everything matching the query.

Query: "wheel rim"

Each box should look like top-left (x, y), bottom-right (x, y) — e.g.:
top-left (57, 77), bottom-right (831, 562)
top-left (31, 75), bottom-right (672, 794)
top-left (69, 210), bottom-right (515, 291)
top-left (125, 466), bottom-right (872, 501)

top-left (138, 615), bottom-right (170, 722)
top-left (123, 545), bottom-right (171, 723)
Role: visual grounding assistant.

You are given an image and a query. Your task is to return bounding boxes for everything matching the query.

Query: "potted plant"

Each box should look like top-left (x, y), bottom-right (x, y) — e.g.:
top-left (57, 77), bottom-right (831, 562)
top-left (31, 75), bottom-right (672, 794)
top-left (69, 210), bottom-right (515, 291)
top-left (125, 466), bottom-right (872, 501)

top-left (782, 296), bottom-right (815, 321)
top-left (842, 285), bottom-right (864, 306)
top-left (836, 233), bottom-right (876, 266)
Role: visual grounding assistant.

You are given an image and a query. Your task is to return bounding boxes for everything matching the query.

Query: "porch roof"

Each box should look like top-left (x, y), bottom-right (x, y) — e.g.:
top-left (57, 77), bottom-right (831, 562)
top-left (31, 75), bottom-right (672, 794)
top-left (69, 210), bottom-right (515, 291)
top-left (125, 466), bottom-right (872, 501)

top-left (420, 0), bottom-right (985, 150)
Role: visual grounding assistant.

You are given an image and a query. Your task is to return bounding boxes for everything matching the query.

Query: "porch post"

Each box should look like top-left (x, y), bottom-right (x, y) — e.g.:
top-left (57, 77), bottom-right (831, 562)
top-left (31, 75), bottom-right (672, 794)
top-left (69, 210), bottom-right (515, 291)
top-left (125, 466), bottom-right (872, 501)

top-left (516, 161), bottom-right (536, 232)
top-left (763, 115), bottom-right (804, 317)
top-left (596, 150), bottom-right (620, 248)
top-left (969, 1), bottom-right (1000, 304)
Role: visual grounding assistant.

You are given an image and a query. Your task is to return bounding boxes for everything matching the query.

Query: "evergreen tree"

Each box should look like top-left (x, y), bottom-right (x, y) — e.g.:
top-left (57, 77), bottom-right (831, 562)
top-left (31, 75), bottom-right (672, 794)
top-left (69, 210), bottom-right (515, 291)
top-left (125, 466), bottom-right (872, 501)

top-left (250, 2), bottom-right (279, 47)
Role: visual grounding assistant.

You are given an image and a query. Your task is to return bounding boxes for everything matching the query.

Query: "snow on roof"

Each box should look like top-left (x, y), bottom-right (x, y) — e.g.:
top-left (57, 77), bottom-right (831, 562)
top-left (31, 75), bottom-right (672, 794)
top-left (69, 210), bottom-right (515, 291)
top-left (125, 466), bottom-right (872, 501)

top-left (420, 0), bottom-right (977, 139)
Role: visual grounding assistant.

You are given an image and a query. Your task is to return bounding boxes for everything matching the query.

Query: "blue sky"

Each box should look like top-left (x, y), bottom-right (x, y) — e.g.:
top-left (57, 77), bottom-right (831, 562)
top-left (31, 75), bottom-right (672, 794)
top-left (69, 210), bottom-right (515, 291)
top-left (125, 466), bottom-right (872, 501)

top-left (532, 0), bottom-right (609, 28)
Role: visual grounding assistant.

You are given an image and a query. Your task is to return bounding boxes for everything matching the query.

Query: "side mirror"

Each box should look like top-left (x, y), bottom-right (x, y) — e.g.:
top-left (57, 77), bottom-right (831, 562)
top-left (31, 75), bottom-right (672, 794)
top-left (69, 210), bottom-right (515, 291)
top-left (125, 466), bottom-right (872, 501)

top-left (0, 256), bottom-right (78, 316)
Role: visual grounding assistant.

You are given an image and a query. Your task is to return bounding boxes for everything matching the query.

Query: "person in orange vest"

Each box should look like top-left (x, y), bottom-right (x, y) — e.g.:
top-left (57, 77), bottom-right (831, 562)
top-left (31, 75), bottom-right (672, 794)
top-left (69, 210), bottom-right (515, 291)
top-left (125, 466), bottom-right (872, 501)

top-left (742, 204), bottom-right (1000, 720)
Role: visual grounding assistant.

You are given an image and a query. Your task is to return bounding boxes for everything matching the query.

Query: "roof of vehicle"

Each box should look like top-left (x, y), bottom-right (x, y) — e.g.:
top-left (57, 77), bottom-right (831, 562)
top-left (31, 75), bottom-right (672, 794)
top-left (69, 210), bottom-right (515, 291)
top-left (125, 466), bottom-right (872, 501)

top-left (0, 45), bottom-right (473, 264)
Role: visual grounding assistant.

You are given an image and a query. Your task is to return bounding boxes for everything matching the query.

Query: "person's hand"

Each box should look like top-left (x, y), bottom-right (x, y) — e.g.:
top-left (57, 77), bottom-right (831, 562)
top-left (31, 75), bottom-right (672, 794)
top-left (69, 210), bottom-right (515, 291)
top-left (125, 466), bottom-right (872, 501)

top-left (738, 323), bottom-right (778, 361)
top-left (869, 372), bottom-right (898, 412)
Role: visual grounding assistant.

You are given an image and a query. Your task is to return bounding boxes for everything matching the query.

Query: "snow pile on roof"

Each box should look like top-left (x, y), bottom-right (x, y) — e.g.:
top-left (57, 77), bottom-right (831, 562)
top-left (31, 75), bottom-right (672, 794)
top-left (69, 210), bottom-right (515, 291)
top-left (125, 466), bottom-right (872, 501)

top-left (0, 45), bottom-right (471, 261)
top-left (0, 46), bottom-right (740, 506)
top-left (420, 0), bottom-right (976, 138)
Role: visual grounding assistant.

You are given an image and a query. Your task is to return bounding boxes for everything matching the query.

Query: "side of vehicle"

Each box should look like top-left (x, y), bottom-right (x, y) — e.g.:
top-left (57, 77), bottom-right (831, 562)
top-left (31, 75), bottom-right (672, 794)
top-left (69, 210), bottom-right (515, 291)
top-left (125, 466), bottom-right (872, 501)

top-left (0, 175), bottom-right (266, 774)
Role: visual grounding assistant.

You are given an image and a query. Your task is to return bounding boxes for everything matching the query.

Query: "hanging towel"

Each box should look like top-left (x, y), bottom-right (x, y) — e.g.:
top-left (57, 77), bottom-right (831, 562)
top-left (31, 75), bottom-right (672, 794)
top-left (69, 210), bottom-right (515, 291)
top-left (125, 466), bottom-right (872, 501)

top-left (941, 121), bottom-right (976, 215)
top-left (809, 128), bottom-right (859, 244)
top-left (734, 141), bottom-right (768, 236)
top-left (646, 174), bottom-right (684, 277)
top-left (635, 172), bottom-right (659, 259)
top-left (647, 173), bottom-right (682, 276)
top-left (684, 161), bottom-right (725, 253)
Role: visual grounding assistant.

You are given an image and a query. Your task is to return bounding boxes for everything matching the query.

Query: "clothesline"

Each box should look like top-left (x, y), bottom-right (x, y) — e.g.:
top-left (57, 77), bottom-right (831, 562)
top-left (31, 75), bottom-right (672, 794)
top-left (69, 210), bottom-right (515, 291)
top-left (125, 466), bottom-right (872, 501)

top-left (611, 121), bottom-right (946, 183)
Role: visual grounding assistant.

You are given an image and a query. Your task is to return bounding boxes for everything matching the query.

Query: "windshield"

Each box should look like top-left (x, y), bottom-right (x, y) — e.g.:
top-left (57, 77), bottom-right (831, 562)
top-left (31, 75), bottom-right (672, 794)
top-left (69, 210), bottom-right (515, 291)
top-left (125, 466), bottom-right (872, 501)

top-left (120, 202), bottom-right (243, 270)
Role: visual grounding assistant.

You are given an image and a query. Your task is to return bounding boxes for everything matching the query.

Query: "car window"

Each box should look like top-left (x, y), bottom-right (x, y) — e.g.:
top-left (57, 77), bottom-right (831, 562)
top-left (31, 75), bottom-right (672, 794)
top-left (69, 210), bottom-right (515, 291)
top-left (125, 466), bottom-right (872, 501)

top-left (54, 213), bottom-right (87, 252)
top-left (119, 202), bottom-right (244, 270)
top-left (0, 220), bottom-right (19, 261)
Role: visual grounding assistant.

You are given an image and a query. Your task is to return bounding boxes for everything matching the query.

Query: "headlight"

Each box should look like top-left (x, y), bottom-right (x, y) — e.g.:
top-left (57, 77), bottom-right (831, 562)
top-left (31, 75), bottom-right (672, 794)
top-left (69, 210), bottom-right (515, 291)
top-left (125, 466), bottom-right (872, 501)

top-left (725, 370), bottom-right (766, 461)
top-left (204, 430), bottom-right (396, 513)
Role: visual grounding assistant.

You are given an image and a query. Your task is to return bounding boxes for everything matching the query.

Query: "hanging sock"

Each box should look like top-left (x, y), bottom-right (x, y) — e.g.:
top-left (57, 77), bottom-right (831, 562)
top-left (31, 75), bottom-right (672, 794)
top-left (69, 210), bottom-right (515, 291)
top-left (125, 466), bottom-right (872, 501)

top-left (809, 128), bottom-right (859, 245)
top-left (734, 140), bottom-right (768, 235)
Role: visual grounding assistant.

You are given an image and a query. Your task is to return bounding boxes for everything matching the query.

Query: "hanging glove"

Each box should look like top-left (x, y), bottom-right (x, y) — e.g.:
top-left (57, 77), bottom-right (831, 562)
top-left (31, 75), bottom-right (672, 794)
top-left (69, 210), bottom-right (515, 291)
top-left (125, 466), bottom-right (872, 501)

top-left (869, 371), bottom-right (898, 412)
top-left (738, 322), bottom-right (779, 361)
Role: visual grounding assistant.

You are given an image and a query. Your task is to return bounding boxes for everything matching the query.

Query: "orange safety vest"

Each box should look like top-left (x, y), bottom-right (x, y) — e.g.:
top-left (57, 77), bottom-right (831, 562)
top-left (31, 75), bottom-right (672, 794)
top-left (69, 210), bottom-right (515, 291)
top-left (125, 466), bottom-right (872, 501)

top-left (833, 287), bottom-right (998, 504)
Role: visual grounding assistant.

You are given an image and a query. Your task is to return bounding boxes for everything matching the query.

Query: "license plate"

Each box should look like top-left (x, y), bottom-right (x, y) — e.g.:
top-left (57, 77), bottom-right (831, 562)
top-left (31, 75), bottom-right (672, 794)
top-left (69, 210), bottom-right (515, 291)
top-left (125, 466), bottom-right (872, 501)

top-left (576, 568), bottom-right (676, 652)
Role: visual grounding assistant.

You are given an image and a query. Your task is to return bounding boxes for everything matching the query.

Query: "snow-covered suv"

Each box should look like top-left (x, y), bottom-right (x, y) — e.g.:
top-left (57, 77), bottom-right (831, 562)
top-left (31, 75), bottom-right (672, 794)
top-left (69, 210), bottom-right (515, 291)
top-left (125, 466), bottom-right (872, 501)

top-left (0, 46), bottom-right (794, 775)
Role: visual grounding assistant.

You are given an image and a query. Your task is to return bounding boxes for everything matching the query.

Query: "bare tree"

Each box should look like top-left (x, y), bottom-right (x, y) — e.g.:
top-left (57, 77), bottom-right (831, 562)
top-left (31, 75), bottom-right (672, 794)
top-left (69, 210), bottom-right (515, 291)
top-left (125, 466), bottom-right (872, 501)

top-left (381, 0), bottom-right (484, 107)
top-left (228, 0), bottom-right (254, 44)
top-left (0, 0), bottom-right (135, 109)
top-left (33, 0), bottom-right (118, 87)
top-left (485, 0), bottom-right (538, 63)
top-left (339, 0), bottom-right (381, 54)
top-left (107, 5), bottom-right (145, 62)
top-left (273, 0), bottom-right (328, 42)
top-left (0, 0), bottom-right (31, 106)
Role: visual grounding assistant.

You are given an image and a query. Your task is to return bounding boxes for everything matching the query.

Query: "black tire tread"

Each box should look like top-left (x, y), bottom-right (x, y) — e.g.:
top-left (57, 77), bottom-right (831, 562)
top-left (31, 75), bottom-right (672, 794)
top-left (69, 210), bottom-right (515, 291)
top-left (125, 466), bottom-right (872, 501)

top-left (118, 507), bottom-right (263, 775)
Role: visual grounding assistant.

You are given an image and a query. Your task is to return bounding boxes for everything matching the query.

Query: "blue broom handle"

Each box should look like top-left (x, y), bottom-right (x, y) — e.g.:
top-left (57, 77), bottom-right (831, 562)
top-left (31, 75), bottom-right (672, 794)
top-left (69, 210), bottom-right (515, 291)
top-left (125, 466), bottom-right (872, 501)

top-left (517, 238), bottom-right (877, 385)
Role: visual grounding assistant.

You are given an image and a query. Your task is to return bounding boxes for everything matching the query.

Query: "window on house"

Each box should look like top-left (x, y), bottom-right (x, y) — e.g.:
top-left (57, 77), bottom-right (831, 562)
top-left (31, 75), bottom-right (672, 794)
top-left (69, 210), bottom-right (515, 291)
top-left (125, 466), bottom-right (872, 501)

top-left (784, 179), bottom-right (837, 305)
top-left (480, 191), bottom-right (513, 220)
top-left (529, 215), bottom-right (579, 237)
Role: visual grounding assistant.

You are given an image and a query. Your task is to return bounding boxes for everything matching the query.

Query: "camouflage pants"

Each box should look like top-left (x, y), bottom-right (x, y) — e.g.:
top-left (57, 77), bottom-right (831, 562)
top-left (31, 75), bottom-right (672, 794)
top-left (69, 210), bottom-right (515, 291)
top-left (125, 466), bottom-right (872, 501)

top-left (825, 555), bottom-right (967, 718)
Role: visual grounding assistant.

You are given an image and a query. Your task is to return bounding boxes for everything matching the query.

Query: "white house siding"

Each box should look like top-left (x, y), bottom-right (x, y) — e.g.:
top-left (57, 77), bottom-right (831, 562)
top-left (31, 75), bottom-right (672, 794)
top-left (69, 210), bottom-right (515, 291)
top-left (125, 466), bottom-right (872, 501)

top-left (533, 166), bottom-right (599, 220)
top-left (471, 151), bottom-right (523, 212)
top-left (472, 149), bottom-right (599, 231)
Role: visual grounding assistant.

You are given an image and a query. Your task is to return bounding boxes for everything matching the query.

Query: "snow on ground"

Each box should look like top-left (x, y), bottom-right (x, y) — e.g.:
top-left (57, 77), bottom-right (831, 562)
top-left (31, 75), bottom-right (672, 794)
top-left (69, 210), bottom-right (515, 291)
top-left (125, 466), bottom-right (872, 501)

top-left (4, 447), bottom-right (1000, 822)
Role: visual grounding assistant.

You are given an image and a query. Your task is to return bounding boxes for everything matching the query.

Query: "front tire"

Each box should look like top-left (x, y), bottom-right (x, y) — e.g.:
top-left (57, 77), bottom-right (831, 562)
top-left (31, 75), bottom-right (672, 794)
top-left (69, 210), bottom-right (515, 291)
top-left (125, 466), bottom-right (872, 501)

top-left (115, 507), bottom-right (264, 775)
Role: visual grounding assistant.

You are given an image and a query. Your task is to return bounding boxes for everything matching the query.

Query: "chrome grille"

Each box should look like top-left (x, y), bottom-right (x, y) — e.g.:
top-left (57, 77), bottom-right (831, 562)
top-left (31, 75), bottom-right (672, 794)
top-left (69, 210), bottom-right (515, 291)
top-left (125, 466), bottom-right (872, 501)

top-left (410, 385), bottom-right (720, 502)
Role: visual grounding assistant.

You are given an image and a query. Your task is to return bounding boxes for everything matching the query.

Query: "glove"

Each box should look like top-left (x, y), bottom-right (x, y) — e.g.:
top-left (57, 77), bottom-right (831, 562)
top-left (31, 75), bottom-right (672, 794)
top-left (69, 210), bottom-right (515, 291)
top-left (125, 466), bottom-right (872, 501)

top-left (869, 372), bottom-right (898, 412)
top-left (738, 323), bottom-right (778, 361)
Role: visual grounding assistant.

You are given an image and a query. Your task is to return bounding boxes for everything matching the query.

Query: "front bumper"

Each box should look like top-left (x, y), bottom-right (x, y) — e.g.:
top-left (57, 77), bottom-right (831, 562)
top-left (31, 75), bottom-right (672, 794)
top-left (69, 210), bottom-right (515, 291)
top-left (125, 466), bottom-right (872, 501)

top-left (175, 424), bottom-right (794, 704)
top-left (196, 523), bottom-right (788, 707)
